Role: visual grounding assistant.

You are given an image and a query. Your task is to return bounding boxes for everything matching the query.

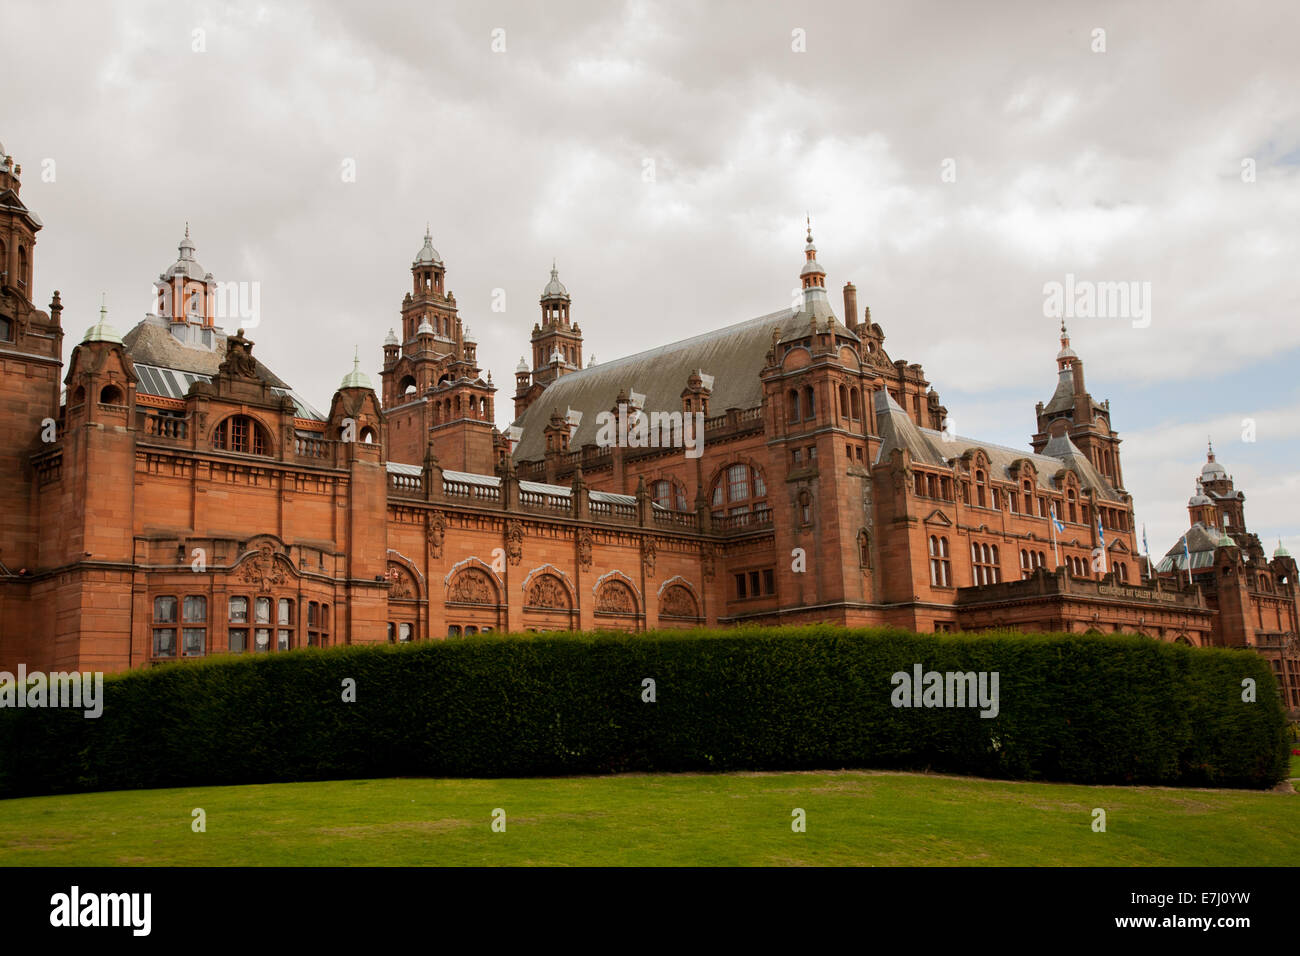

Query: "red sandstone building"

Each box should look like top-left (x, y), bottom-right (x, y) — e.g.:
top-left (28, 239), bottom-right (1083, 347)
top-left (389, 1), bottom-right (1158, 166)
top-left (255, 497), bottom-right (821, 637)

top-left (0, 141), bottom-right (1295, 712)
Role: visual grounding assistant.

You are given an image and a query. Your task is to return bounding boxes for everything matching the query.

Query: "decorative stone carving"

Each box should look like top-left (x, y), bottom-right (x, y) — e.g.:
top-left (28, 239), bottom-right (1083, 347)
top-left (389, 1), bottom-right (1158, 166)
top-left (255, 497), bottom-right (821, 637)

top-left (219, 328), bottom-right (259, 379)
top-left (596, 579), bottom-right (636, 614)
top-left (449, 568), bottom-right (496, 605)
top-left (526, 573), bottom-right (571, 610)
top-left (505, 520), bottom-right (524, 567)
top-left (426, 510), bottom-right (447, 559)
top-left (238, 544), bottom-right (288, 592)
top-left (660, 584), bottom-right (698, 619)
top-left (577, 529), bottom-right (593, 569)
top-left (387, 561), bottom-right (415, 599)
top-left (701, 543), bottom-right (716, 581)
top-left (641, 538), bottom-right (657, 576)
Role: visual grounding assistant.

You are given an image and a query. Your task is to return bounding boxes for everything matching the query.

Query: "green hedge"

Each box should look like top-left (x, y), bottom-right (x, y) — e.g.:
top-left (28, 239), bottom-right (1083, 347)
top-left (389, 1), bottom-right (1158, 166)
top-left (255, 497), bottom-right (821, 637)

top-left (0, 626), bottom-right (1289, 797)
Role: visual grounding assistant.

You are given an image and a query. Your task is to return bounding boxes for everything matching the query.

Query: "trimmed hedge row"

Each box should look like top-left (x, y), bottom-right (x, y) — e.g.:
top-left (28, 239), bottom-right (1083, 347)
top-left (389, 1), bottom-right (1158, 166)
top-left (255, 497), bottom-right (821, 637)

top-left (0, 626), bottom-right (1289, 797)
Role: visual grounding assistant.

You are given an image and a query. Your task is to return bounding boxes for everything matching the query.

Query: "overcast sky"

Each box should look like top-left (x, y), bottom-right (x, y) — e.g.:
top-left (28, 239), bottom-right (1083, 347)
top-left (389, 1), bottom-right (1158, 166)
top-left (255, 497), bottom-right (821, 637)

top-left (4, 0), bottom-right (1298, 559)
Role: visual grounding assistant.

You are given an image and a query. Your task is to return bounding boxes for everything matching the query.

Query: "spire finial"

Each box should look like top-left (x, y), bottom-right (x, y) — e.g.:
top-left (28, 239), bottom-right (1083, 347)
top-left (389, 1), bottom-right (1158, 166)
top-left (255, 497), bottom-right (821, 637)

top-left (353, 345), bottom-right (360, 371)
top-left (805, 212), bottom-right (813, 243)
top-left (185, 222), bottom-right (189, 238)
top-left (100, 292), bottom-right (107, 320)
top-left (1207, 436), bottom-right (1215, 461)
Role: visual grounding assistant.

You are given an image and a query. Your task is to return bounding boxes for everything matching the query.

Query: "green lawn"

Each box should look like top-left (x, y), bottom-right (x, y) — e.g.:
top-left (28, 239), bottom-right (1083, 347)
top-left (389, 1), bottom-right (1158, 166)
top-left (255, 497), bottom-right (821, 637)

top-left (0, 770), bottom-right (1295, 866)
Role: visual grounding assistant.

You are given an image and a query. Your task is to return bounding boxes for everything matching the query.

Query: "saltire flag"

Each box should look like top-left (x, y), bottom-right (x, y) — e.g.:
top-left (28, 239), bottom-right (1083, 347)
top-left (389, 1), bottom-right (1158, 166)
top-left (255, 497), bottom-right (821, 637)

top-left (1096, 514), bottom-right (1106, 547)
top-left (1050, 505), bottom-right (1066, 534)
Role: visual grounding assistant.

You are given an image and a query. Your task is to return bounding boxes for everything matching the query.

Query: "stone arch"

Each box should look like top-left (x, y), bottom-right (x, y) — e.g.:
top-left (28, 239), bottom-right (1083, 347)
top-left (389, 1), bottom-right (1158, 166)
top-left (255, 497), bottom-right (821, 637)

top-left (658, 576), bottom-right (701, 619)
top-left (521, 564), bottom-right (574, 610)
top-left (444, 558), bottom-right (503, 606)
top-left (385, 550), bottom-right (425, 601)
top-left (211, 412), bottom-right (274, 456)
top-left (593, 569), bottom-right (641, 616)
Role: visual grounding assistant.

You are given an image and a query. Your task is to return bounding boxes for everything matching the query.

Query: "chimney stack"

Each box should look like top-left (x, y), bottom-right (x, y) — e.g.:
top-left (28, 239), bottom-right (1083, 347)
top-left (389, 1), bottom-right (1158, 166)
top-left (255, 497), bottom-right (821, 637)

top-left (843, 282), bottom-right (858, 329)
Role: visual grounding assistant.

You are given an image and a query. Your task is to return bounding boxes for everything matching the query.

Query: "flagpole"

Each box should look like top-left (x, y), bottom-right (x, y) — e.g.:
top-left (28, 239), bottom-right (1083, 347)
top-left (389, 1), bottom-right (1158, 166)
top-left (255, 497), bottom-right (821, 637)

top-left (1050, 505), bottom-right (1061, 569)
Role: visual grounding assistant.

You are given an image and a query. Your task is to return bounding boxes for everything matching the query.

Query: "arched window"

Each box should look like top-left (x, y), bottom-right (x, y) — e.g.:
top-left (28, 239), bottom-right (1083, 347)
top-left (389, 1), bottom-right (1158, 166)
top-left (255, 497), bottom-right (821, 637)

top-left (803, 386), bottom-right (815, 420)
top-left (99, 384), bottom-right (123, 405)
top-left (787, 389), bottom-right (800, 423)
top-left (17, 246), bottom-right (28, 288)
top-left (399, 376), bottom-right (417, 397)
top-left (652, 478), bottom-right (688, 511)
top-left (850, 387), bottom-right (861, 420)
top-left (710, 462), bottom-right (767, 519)
top-left (213, 415), bottom-right (270, 456)
top-left (929, 535), bottom-right (951, 587)
top-left (972, 542), bottom-right (1000, 585)
top-left (1067, 489), bottom-right (1077, 523)
top-left (360, 426), bottom-right (377, 444)
top-left (975, 470), bottom-right (987, 508)
top-left (838, 385), bottom-right (848, 419)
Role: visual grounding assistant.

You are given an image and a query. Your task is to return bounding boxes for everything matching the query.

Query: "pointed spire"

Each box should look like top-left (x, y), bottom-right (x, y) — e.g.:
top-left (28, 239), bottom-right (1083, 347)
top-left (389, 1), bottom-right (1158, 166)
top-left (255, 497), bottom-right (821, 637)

top-left (1207, 437), bottom-right (1215, 462)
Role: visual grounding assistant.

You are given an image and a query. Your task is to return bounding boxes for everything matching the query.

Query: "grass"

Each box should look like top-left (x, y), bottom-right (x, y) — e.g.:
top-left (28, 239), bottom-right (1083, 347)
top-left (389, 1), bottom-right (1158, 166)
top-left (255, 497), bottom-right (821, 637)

top-left (0, 769), bottom-right (1296, 866)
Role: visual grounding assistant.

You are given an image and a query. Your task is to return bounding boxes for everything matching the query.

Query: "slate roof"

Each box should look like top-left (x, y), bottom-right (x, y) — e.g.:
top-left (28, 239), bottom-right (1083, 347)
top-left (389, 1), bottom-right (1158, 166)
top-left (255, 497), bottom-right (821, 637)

top-left (120, 319), bottom-right (325, 420)
top-left (873, 389), bottom-right (1124, 501)
top-left (123, 319), bottom-right (289, 386)
top-left (510, 305), bottom-right (820, 461)
top-left (1042, 367), bottom-right (1075, 414)
top-left (1154, 522), bottom-right (1225, 572)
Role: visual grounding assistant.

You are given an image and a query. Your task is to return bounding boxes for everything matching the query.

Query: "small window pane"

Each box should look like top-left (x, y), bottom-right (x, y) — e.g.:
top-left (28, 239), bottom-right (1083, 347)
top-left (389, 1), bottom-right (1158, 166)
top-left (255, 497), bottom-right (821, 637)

top-left (229, 629), bottom-right (247, 653)
top-left (153, 628), bottom-right (176, 656)
top-left (277, 629), bottom-right (291, 651)
top-left (229, 596), bottom-right (248, 623)
top-left (154, 596), bottom-right (177, 623)
top-left (254, 628), bottom-right (271, 652)
top-left (255, 597), bottom-right (271, 624)
top-left (183, 595), bottom-right (207, 623)
top-left (399, 623), bottom-right (412, 643)
top-left (278, 598), bottom-right (293, 625)
top-left (183, 628), bottom-right (205, 656)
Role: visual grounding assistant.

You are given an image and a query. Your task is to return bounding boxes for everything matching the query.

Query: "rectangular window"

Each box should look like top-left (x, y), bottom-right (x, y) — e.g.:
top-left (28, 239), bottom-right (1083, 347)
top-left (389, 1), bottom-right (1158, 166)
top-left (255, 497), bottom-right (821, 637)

top-left (748, 571), bottom-right (760, 595)
top-left (229, 629), bottom-right (247, 653)
top-left (278, 598), bottom-right (293, 625)
top-left (735, 573), bottom-right (747, 599)
top-left (154, 595), bottom-right (177, 624)
top-left (448, 625), bottom-right (462, 637)
top-left (792, 449), bottom-right (802, 465)
top-left (153, 628), bottom-right (176, 657)
top-left (762, 569), bottom-right (775, 594)
top-left (183, 628), bottom-right (205, 656)
top-left (182, 595), bottom-right (206, 623)
top-left (807, 445), bottom-right (816, 460)
top-left (277, 629), bottom-right (291, 651)
top-left (255, 597), bottom-right (271, 624)
top-left (728, 464), bottom-right (749, 502)
top-left (254, 628), bottom-right (271, 652)
top-left (229, 596), bottom-right (248, 624)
